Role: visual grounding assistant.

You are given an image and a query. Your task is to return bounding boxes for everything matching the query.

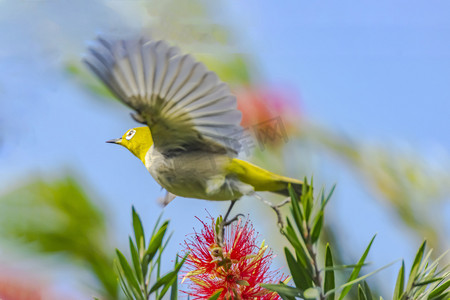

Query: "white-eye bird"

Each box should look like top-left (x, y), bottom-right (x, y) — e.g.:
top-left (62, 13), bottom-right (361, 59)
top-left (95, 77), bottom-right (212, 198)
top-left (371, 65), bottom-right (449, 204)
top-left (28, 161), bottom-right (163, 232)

top-left (84, 36), bottom-right (303, 221)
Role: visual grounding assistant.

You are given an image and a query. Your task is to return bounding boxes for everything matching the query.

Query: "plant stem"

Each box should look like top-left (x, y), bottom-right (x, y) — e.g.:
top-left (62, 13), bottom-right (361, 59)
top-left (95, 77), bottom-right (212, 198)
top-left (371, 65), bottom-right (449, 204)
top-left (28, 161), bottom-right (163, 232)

top-left (306, 222), bottom-right (325, 300)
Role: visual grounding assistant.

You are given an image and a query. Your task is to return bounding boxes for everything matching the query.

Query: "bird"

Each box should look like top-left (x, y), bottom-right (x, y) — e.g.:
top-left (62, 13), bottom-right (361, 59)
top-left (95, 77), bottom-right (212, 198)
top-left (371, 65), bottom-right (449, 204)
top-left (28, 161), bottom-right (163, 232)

top-left (84, 36), bottom-right (303, 227)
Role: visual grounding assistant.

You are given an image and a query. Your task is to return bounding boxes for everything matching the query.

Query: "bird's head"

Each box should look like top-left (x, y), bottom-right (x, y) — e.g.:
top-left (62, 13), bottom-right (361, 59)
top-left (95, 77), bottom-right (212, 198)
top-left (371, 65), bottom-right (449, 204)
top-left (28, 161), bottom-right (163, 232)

top-left (106, 126), bottom-right (153, 163)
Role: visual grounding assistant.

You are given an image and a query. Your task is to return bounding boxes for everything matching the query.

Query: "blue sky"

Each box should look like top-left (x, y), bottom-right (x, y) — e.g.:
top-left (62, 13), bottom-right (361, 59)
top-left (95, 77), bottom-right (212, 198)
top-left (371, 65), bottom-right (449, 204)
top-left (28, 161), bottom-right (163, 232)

top-left (0, 0), bottom-right (449, 297)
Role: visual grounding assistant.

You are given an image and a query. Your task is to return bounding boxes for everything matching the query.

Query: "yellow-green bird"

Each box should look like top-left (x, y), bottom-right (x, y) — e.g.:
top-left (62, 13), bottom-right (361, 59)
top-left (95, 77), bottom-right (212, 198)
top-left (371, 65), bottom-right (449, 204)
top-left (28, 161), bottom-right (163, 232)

top-left (84, 36), bottom-right (302, 220)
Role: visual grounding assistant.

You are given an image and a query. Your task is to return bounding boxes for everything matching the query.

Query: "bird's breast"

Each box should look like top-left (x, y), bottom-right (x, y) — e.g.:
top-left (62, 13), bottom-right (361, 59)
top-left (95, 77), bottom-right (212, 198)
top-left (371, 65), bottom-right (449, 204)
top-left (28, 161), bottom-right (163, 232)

top-left (144, 147), bottom-right (242, 200)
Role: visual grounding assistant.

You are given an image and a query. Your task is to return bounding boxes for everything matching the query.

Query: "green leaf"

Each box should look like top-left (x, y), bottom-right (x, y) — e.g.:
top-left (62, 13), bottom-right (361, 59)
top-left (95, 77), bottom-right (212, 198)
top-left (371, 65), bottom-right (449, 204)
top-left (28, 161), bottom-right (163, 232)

top-left (303, 184), bottom-right (313, 223)
top-left (322, 262), bottom-right (370, 271)
top-left (0, 177), bottom-right (119, 299)
top-left (428, 278), bottom-right (450, 299)
top-left (116, 259), bottom-right (134, 299)
top-left (393, 260), bottom-right (405, 300)
top-left (324, 244), bottom-right (335, 299)
top-left (151, 212), bottom-right (164, 237)
top-left (150, 270), bottom-right (178, 294)
top-left (284, 247), bottom-right (312, 290)
top-left (321, 184), bottom-right (336, 210)
top-left (338, 235), bottom-right (376, 300)
top-left (303, 287), bottom-right (320, 299)
top-left (406, 241), bottom-right (426, 291)
top-left (358, 284), bottom-right (368, 300)
top-left (129, 237), bottom-right (143, 285)
top-left (310, 211), bottom-right (324, 244)
top-left (362, 281), bottom-right (373, 300)
top-left (208, 290), bottom-right (223, 300)
top-left (157, 276), bottom-right (175, 300)
top-left (150, 253), bottom-right (188, 294)
top-left (429, 292), bottom-right (450, 300)
top-left (416, 277), bottom-right (445, 286)
top-left (146, 220), bottom-right (169, 262)
top-left (284, 220), bottom-right (313, 271)
top-left (301, 177), bottom-right (309, 195)
top-left (170, 256), bottom-right (179, 300)
top-left (328, 261), bottom-right (396, 298)
top-left (132, 207), bottom-right (145, 253)
top-left (115, 250), bottom-right (144, 300)
top-left (261, 283), bottom-right (302, 297)
top-left (279, 294), bottom-right (297, 300)
top-left (156, 248), bottom-right (178, 300)
top-left (289, 184), bottom-right (305, 239)
top-left (117, 270), bottom-right (134, 300)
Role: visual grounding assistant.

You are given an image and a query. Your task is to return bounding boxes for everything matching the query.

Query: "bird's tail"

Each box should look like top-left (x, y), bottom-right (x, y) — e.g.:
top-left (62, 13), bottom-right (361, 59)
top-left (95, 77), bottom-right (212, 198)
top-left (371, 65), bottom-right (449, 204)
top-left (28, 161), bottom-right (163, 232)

top-left (227, 159), bottom-right (303, 197)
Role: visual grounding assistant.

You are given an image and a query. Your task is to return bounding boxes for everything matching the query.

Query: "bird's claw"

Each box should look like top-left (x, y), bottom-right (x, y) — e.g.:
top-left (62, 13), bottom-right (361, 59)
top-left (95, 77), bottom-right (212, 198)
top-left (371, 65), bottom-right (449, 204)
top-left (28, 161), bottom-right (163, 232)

top-left (222, 213), bottom-right (244, 227)
top-left (216, 213), bottom-right (244, 247)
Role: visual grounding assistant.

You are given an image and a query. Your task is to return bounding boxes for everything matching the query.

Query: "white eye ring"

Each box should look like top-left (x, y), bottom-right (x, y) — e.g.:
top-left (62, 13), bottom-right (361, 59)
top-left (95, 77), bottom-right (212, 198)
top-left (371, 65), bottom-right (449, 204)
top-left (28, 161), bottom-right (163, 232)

top-left (126, 130), bottom-right (136, 140)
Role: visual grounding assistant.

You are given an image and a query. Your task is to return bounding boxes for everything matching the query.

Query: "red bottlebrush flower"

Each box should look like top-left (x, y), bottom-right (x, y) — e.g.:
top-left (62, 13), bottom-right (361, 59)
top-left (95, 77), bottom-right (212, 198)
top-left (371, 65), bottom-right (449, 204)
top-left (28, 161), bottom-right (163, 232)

top-left (182, 217), bottom-right (286, 300)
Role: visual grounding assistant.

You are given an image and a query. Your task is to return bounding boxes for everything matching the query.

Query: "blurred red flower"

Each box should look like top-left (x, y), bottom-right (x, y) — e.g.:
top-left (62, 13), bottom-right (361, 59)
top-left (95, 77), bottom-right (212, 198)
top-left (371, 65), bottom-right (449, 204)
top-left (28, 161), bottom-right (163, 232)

top-left (236, 85), bottom-right (302, 130)
top-left (235, 86), bottom-right (302, 152)
top-left (182, 217), bottom-right (286, 300)
top-left (0, 271), bottom-right (53, 300)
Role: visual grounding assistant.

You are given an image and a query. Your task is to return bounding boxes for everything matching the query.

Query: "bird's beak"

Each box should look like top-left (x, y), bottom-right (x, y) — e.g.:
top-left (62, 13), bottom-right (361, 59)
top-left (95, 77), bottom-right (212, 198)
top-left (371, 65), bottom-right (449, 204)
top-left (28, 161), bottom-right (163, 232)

top-left (106, 138), bottom-right (122, 144)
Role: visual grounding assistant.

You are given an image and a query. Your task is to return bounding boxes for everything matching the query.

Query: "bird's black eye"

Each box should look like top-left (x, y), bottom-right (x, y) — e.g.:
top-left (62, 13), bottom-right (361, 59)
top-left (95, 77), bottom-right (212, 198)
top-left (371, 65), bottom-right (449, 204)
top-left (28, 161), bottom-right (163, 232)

top-left (126, 130), bottom-right (136, 140)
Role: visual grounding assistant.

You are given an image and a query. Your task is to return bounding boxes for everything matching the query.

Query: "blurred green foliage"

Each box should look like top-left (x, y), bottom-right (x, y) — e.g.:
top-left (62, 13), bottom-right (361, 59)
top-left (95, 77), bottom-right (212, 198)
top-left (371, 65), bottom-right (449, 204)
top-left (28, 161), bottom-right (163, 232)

top-left (305, 125), bottom-right (450, 256)
top-left (0, 176), bottom-right (118, 299)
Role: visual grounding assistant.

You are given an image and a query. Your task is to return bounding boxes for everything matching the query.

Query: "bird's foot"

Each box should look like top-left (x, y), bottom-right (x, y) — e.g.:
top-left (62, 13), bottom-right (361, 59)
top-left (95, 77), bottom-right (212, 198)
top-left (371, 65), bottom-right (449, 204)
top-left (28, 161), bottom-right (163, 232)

top-left (223, 213), bottom-right (244, 227)
top-left (216, 213), bottom-right (244, 247)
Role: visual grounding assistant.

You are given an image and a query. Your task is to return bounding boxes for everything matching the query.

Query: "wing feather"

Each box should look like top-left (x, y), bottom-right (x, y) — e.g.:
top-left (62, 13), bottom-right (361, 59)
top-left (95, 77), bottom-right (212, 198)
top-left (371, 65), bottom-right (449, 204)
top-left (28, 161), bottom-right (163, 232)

top-left (84, 36), bottom-right (242, 155)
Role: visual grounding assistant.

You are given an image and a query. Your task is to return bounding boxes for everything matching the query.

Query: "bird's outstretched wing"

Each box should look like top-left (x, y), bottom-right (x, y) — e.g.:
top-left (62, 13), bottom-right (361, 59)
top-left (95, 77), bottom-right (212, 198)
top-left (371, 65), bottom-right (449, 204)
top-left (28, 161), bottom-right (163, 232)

top-left (84, 36), bottom-right (242, 155)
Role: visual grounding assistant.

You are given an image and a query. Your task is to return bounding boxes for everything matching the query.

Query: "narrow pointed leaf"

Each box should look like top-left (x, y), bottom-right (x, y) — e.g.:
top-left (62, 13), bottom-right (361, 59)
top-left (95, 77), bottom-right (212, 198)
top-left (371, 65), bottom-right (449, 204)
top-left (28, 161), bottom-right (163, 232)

top-left (338, 235), bottom-right (376, 300)
top-left (118, 275), bottom-right (134, 299)
top-left (170, 256), bottom-right (179, 300)
top-left (324, 244), bottom-right (335, 299)
top-left (322, 262), bottom-right (370, 271)
top-left (159, 253), bottom-right (184, 300)
top-left (321, 184), bottom-right (336, 210)
top-left (415, 277), bottom-right (445, 286)
top-left (362, 281), bottom-right (373, 300)
top-left (284, 221), bottom-right (313, 270)
top-left (393, 260), bottom-right (404, 300)
top-left (116, 262), bottom-right (135, 300)
top-left (116, 250), bottom-right (144, 300)
top-left (208, 290), bottom-right (223, 300)
top-left (303, 287), bottom-right (320, 299)
top-left (151, 271), bottom-right (177, 295)
top-left (279, 294), bottom-right (296, 300)
top-left (150, 253), bottom-right (187, 294)
top-left (146, 220), bottom-right (169, 261)
top-left (129, 237), bottom-right (144, 284)
top-left (261, 284), bottom-right (302, 297)
top-left (157, 276), bottom-right (176, 300)
top-left (310, 211), bottom-right (324, 244)
top-left (284, 247), bottom-right (312, 290)
top-left (132, 207), bottom-right (145, 251)
top-left (406, 241), bottom-right (426, 291)
top-left (289, 184), bottom-right (305, 239)
top-left (358, 284), bottom-right (368, 300)
top-left (303, 186), bottom-right (313, 223)
top-left (428, 279), bottom-right (450, 299)
top-left (328, 260), bottom-right (396, 298)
